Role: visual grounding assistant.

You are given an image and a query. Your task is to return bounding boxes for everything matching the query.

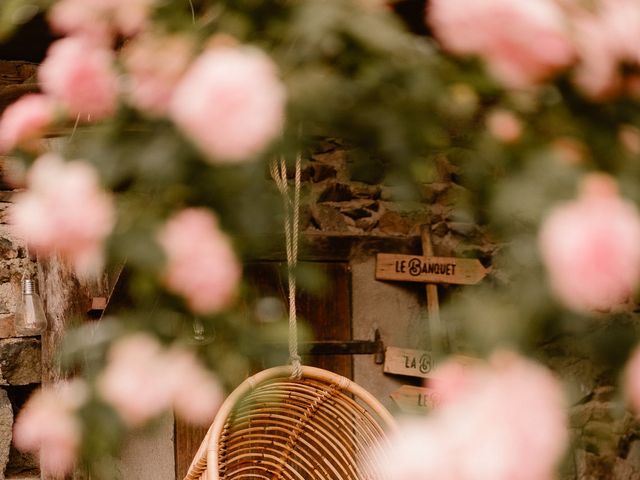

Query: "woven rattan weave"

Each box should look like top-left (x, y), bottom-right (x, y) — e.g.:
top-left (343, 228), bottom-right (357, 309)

top-left (184, 365), bottom-right (396, 480)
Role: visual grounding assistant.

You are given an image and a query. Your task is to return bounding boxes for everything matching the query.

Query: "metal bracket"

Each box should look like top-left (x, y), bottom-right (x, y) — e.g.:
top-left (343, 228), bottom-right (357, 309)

top-left (300, 329), bottom-right (385, 364)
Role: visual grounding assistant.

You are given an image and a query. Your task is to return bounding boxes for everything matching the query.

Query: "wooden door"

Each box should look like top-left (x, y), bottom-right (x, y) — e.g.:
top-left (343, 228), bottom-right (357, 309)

top-left (174, 261), bottom-right (353, 478)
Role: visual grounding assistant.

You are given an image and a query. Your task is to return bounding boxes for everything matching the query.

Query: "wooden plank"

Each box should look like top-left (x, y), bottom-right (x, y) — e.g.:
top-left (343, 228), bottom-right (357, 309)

top-left (375, 253), bottom-right (489, 285)
top-left (390, 385), bottom-right (442, 413)
top-left (384, 346), bottom-right (435, 379)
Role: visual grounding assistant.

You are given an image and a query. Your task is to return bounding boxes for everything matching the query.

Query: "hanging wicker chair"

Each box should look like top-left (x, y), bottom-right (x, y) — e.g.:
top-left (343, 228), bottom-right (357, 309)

top-left (184, 365), bottom-right (397, 480)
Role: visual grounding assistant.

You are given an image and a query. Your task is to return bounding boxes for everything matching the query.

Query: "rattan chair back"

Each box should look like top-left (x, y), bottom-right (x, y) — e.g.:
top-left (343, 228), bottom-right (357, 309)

top-left (184, 365), bottom-right (397, 480)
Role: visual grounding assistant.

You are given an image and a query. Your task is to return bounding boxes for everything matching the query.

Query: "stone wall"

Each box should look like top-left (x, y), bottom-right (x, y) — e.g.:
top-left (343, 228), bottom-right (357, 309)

top-left (0, 214), bottom-right (42, 479)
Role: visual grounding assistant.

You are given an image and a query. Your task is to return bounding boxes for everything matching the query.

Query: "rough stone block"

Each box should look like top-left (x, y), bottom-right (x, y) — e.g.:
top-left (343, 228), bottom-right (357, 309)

top-left (310, 205), bottom-right (350, 232)
top-left (0, 388), bottom-right (13, 478)
top-left (377, 211), bottom-right (411, 235)
top-left (0, 338), bottom-right (41, 385)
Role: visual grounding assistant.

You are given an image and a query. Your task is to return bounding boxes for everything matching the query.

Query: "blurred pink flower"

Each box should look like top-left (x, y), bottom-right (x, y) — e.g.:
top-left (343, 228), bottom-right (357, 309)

top-left (39, 37), bottom-right (119, 121)
top-left (10, 153), bottom-right (115, 277)
top-left (539, 173), bottom-right (640, 313)
top-left (573, 0), bottom-right (640, 99)
top-left (49, 0), bottom-right (155, 41)
top-left (123, 34), bottom-right (193, 117)
top-left (625, 345), bottom-right (640, 414)
top-left (0, 94), bottom-right (57, 153)
top-left (13, 381), bottom-right (86, 478)
top-left (98, 334), bottom-right (175, 427)
top-left (428, 357), bottom-right (475, 406)
top-left (48, 0), bottom-right (112, 44)
top-left (170, 45), bottom-right (286, 162)
top-left (428, 0), bottom-right (574, 89)
top-left (165, 347), bottom-right (223, 425)
top-left (486, 109), bottom-right (522, 143)
top-left (375, 351), bottom-right (568, 480)
top-left (98, 334), bottom-right (222, 427)
top-left (158, 208), bottom-right (241, 314)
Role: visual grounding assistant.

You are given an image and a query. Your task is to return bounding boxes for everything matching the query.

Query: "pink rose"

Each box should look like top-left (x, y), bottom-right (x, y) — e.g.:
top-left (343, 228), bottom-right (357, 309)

top-left (539, 173), bottom-right (640, 313)
top-left (10, 154), bottom-right (115, 277)
top-left (48, 0), bottom-right (112, 44)
top-left (13, 381), bottom-right (86, 478)
top-left (123, 34), bottom-right (193, 117)
top-left (165, 348), bottom-right (223, 425)
top-left (158, 208), bottom-right (241, 314)
top-left (98, 334), bottom-right (223, 427)
top-left (486, 109), bottom-right (522, 143)
top-left (49, 0), bottom-right (154, 41)
top-left (573, 0), bottom-right (640, 99)
top-left (39, 37), bottom-right (119, 121)
top-left (0, 94), bottom-right (57, 153)
top-left (97, 334), bottom-right (174, 427)
top-left (170, 45), bottom-right (286, 162)
top-left (373, 351), bottom-right (568, 480)
top-left (428, 0), bottom-right (574, 88)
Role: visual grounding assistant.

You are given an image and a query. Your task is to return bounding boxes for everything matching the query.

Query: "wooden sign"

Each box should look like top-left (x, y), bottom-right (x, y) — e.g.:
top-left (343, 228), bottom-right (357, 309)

top-left (384, 346), bottom-right (480, 379)
top-left (390, 385), bottom-right (441, 413)
top-left (384, 346), bottom-right (435, 379)
top-left (376, 253), bottom-right (489, 285)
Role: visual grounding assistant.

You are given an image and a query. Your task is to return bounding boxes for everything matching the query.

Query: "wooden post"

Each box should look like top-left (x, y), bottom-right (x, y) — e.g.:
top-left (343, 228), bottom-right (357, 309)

top-left (421, 224), bottom-right (448, 354)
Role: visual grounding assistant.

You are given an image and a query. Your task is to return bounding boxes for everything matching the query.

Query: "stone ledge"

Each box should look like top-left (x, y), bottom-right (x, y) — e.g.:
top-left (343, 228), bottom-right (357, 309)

top-left (0, 338), bottom-right (41, 385)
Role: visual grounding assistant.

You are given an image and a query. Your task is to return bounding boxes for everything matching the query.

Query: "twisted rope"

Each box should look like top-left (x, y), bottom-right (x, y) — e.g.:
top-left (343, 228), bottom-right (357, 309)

top-left (269, 155), bottom-right (302, 379)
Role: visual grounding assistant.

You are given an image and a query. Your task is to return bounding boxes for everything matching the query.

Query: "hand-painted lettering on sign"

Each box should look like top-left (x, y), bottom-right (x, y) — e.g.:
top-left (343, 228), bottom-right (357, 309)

top-left (384, 347), bottom-right (435, 379)
top-left (376, 253), bottom-right (488, 285)
top-left (390, 385), bottom-right (442, 413)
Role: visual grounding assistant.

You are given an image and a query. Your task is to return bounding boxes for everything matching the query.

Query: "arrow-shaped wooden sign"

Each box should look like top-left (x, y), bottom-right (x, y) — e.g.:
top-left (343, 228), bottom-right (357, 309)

top-left (376, 253), bottom-right (489, 285)
top-left (384, 346), bottom-right (480, 379)
top-left (390, 385), bottom-right (442, 413)
top-left (384, 346), bottom-right (435, 379)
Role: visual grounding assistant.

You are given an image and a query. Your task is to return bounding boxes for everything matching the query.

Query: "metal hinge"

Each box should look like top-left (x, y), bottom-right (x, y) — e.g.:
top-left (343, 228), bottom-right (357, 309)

top-left (300, 329), bottom-right (384, 364)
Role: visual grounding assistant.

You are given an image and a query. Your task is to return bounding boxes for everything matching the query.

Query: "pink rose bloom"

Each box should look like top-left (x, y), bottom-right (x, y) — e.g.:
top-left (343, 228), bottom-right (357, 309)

top-left (0, 94), bottom-right (57, 153)
top-left (13, 381), bottom-right (86, 478)
top-left (165, 347), bottom-right (223, 425)
top-left (49, 0), bottom-right (154, 41)
top-left (39, 37), bottom-right (119, 121)
top-left (539, 173), bottom-right (640, 313)
top-left (374, 351), bottom-right (568, 480)
top-left (98, 334), bottom-right (223, 427)
top-left (123, 34), bottom-right (193, 117)
top-left (158, 208), bottom-right (241, 314)
top-left (10, 153), bottom-right (115, 277)
top-left (486, 109), bottom-right (522, 143)
top-left (98, 334), bottom-right (175, 427)
top-left (428, 357), bottom-right (475, 406)
top-left (428, 0), bottom-right (574, 88)
top-left (170, 45), bottom-right (286, 162)
top-left (573, 0), bottom-right (640, 99)
top-left (48, 0), bottom-right (112, 44)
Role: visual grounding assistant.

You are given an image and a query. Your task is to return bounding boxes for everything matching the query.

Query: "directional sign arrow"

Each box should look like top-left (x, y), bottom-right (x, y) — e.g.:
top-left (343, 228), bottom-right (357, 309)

top-left (375, 253), bottom-right (489, 285)
top-left (390, 385), bottom-right (442, 413)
